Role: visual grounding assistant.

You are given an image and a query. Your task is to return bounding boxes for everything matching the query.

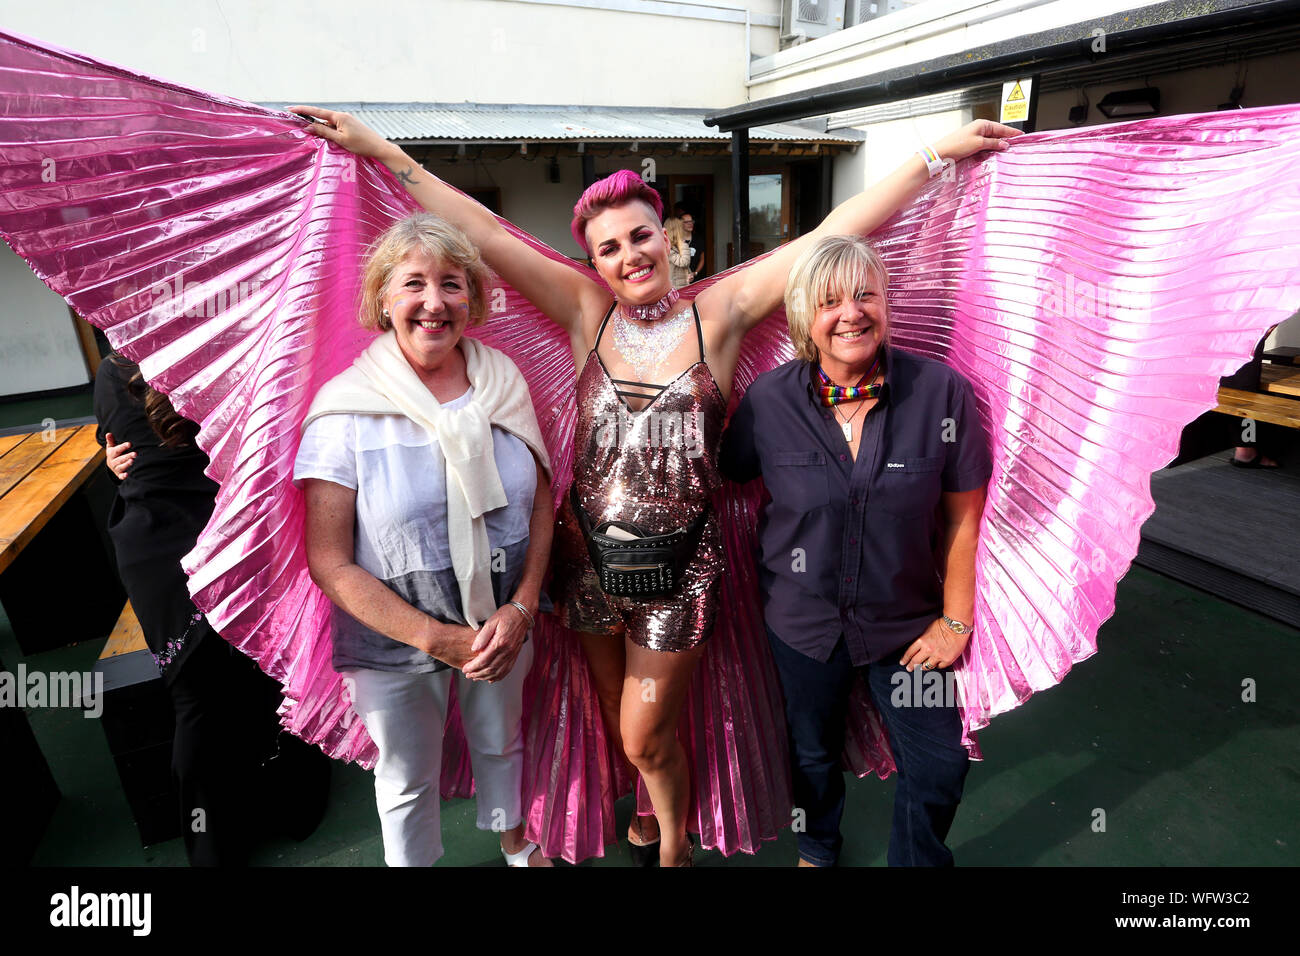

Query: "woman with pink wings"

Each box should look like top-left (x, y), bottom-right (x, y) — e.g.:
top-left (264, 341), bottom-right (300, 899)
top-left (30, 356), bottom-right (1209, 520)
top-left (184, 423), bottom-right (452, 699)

top-left (289, 106), bottom-right (1016, 866)
top-left (2, 29), bottom-right (1298, 864)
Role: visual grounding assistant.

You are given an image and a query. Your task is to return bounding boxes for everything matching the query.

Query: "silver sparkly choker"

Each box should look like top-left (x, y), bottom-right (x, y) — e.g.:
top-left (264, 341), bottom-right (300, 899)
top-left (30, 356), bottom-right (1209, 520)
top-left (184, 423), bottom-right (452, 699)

top-left (613, 304), bottom-right (693, 383)
top-left (617, 287), bottom-right (680, 322)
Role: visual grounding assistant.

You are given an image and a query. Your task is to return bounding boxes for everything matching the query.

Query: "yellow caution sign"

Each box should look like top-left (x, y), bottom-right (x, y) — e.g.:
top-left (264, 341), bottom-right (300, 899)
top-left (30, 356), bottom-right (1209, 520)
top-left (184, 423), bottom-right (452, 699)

top-left (1001, 78), bottom-right (1032, 123)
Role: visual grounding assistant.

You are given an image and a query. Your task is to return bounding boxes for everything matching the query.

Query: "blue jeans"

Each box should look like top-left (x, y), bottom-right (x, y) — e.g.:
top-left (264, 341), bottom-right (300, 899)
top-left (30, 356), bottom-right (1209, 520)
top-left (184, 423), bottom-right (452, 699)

top-left (766, 627), bottom-right (970, 866)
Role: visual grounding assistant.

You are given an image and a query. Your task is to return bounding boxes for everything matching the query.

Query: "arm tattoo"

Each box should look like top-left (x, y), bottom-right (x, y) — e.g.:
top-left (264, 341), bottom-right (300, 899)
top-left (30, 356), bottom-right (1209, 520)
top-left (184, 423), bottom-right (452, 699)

top-left (396, 165), bottom-right (419, 186)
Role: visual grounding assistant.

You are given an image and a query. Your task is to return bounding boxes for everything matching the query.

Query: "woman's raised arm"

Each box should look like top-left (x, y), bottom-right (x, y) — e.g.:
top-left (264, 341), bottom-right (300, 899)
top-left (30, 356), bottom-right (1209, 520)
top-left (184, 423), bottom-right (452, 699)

top-left (290, 106), bottom-right (610, 337)
top-left (702, 120), bottom-right (1022, 341)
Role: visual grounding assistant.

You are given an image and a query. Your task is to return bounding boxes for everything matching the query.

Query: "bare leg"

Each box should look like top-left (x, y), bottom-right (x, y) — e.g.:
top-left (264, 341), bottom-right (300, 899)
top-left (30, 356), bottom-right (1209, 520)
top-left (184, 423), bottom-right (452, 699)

top-left (577, 629), bottom-right (628, 769)
top-left (577, 630), bottom-right (660, 844)
top-left (621, 639), bottom-right (706, 866)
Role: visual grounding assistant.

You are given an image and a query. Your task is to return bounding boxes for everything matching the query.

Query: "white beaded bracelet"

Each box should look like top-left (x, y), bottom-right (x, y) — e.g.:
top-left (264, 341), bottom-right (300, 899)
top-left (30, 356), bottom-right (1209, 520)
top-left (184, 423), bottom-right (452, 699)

top-left (919, 144), bottom-right (945, 178)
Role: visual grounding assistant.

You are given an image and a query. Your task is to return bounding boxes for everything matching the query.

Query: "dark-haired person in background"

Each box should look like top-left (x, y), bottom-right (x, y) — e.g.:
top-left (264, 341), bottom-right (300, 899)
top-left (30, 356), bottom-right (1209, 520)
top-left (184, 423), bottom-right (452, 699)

top-left (95, 354), bottom-right (327, 865)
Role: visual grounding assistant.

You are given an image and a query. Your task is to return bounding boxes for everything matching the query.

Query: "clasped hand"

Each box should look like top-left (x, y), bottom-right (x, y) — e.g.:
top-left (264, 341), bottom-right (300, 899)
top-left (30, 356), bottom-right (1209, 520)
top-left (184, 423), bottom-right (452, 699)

top-left (460, 605), bottom-right (529, 683)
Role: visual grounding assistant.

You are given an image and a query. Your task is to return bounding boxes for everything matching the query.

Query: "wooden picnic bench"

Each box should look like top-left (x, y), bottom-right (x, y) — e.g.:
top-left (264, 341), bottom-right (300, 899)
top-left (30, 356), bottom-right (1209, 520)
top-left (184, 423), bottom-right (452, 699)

top-left (0, 425), bottom-right (107, 861)
top-left (1261, 363), bottom-right (1300, 399)
top-left (0, 424), bottom-right (103, 571)
top-left (0, 422), bottom-right (124, 654)
top-left (1214, 386), bottom-right (1300, 430)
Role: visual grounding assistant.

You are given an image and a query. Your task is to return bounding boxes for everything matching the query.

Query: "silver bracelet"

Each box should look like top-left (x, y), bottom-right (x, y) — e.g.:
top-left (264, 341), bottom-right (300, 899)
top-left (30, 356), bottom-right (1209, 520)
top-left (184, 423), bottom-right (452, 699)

top-left (507, 601), bottom-right (534, 629)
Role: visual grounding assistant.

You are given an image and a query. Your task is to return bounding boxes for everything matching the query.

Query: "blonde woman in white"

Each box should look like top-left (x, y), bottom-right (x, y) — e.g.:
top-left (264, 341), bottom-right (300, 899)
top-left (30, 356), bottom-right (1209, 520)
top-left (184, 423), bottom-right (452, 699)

top-left (296, 213), bottom-right (555, 867)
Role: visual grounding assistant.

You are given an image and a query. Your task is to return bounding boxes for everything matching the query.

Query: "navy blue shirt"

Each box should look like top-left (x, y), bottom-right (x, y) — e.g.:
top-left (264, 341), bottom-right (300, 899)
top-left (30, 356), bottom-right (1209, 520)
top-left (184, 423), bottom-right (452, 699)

top-left (719, 348), bottom-right (991, 665)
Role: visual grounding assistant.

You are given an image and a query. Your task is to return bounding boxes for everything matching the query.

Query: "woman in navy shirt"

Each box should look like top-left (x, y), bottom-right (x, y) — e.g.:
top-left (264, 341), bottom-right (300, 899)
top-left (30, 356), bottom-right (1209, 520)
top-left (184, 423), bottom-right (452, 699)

top-left (720, 235), bottom-right (991, 866)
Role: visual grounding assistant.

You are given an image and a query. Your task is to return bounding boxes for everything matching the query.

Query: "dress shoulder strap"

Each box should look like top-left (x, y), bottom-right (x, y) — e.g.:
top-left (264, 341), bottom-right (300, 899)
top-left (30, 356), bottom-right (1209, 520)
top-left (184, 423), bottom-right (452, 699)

top-left (692, 301), bottom-right (705, 362)
top-left (593, 301), bottom-right (618, 351)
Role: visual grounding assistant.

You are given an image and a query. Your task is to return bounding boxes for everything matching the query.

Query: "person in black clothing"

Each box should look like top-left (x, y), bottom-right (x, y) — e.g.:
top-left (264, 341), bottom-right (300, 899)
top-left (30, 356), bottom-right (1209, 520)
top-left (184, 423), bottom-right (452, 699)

top-left (94, 354), bottom-right (327, 865)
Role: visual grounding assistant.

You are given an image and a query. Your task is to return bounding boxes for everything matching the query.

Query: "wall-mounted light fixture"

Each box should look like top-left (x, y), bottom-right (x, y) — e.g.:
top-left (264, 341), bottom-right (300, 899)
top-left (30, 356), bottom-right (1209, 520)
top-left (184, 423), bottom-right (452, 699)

top-left (1097, 87), bottom-right (1160, 118)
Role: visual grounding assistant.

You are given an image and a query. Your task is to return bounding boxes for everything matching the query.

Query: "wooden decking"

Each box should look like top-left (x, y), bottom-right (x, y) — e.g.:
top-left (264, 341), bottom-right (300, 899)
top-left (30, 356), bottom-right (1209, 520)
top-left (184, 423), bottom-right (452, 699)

top-left (1138, 451), bottom-right (1300, 628)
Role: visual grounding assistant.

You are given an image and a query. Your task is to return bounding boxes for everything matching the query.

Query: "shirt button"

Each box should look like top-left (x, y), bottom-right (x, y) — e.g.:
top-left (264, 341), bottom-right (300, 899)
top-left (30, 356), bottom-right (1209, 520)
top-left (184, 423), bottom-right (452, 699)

top-left (849, 537), bottom-right (857, 545)
top-left (844, 576), bottom-right (853, 584)
top-left (839, 453), bottom-right (847, 461)
top-left (851, 497), bottom-right (859, 506)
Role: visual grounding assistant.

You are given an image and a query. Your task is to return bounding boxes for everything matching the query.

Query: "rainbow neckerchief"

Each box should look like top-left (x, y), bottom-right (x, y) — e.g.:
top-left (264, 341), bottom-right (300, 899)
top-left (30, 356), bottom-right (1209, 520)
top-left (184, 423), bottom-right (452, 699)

top-left (816, 357), bottom-right (881, 406)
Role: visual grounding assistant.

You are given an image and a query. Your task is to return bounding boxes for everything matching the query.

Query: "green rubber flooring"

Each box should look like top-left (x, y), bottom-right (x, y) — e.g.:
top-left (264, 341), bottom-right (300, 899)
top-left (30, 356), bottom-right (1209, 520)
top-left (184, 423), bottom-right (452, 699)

top-left (4, 564), bottom-right (1296, 867)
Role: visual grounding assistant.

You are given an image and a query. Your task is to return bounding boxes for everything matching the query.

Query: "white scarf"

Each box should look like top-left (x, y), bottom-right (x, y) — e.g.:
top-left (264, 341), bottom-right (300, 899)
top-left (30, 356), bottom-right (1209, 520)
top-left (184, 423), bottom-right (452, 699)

top-left (303, 331), bottom-right (552, 627)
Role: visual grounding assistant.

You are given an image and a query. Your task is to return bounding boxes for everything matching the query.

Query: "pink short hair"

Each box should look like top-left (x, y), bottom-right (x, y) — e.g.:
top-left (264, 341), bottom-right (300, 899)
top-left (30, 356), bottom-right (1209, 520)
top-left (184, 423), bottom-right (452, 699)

top-left (570, 170), bottom-right (664, 254)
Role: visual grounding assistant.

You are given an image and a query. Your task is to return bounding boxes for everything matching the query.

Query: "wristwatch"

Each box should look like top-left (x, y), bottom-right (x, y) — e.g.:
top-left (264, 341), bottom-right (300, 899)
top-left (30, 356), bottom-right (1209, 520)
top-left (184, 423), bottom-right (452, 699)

top-left (941, 614), bottom-right (972, 635)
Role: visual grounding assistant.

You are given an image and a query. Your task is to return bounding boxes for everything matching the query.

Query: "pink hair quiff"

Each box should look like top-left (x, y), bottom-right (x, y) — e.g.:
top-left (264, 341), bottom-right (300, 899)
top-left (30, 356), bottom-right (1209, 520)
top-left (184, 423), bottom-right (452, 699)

top-left (569, 169), bottom-right (665, 254)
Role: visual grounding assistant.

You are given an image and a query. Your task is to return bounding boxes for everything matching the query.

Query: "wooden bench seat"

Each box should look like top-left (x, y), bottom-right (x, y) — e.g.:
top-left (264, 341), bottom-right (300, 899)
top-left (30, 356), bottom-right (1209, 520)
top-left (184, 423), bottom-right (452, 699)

top-left (0, 423), bottom-right (124, 655)
top-left (1213, 387), bottom-right (1300, 430)
top-left (1261, 363), bottom-right (1300, 398)
top-left (100, 600), bottom-right (147, 660)
top-left (0, 425), bottom-right (104, 575)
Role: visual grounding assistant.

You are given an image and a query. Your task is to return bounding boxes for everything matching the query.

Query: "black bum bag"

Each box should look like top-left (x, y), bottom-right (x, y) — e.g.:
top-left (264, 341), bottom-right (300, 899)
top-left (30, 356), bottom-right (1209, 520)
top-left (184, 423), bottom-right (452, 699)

top-left (570, 486), bottom-right (708, 598)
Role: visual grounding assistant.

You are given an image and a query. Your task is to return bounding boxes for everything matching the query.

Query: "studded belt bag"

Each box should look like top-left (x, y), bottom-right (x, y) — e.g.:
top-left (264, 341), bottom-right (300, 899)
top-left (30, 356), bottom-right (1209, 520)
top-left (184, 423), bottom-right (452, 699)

top-left (570, 486), bottom-right (708, 598)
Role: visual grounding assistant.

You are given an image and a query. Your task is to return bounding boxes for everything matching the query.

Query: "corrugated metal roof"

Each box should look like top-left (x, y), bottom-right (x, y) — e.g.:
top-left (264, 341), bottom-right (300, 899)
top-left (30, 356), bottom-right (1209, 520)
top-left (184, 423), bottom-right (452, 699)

top-left (265, 102), bottom-right (863, 144)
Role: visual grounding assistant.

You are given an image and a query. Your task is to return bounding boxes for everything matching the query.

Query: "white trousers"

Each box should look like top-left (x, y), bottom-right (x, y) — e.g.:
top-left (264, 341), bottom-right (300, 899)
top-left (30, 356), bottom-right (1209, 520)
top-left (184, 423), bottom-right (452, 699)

top-left (343, 640), bottom-right (533, 867)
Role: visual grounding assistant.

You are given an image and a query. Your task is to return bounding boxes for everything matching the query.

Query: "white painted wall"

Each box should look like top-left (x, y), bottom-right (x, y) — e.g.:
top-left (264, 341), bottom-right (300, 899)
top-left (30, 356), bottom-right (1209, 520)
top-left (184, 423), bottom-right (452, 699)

top-left (0, 243), bottom-right (88, 396)
top-left (831, 107), bottom-right (970, 204)
top-left (750, 0), bottom-right (1169, 98)
top-left (0, 0), bottom-right (780, 108)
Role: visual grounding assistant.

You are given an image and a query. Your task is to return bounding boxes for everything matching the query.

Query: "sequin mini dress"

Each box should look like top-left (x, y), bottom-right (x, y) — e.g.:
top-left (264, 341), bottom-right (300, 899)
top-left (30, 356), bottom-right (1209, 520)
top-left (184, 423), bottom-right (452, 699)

top-left (552, 302), bottom-right (726, 652)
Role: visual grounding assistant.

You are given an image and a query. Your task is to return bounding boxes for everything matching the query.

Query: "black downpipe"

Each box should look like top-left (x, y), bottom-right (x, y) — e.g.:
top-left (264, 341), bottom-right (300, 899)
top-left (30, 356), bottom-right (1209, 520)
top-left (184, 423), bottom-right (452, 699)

top-left (731, 129), bottom-right (750, 266)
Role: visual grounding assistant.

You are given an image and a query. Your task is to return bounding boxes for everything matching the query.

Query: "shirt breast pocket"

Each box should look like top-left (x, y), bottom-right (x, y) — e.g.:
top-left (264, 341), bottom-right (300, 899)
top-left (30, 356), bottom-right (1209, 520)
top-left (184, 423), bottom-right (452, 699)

top-left (878, 455), bottom-right (943, 516)
top-left (770, 450), bottom-right (830, 510)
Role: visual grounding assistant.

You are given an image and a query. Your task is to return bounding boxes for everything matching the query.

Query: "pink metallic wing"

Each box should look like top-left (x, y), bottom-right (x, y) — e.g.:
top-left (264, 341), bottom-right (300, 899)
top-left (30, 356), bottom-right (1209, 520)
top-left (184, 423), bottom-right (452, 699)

top-left (4, 29), bottom-right (1300, 861)
top-left (876, 111), bottom-right (1300, 750)
top-left (0, 30), bottom-right (792, 860)
top-left (0, 28), bottom-right (413, 770)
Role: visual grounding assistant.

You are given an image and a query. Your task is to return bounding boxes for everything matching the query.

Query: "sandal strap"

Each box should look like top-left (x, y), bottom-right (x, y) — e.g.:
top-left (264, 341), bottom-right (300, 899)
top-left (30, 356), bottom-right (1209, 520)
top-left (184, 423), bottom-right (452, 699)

top-left (501, 841), bottom-right (539, 867)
